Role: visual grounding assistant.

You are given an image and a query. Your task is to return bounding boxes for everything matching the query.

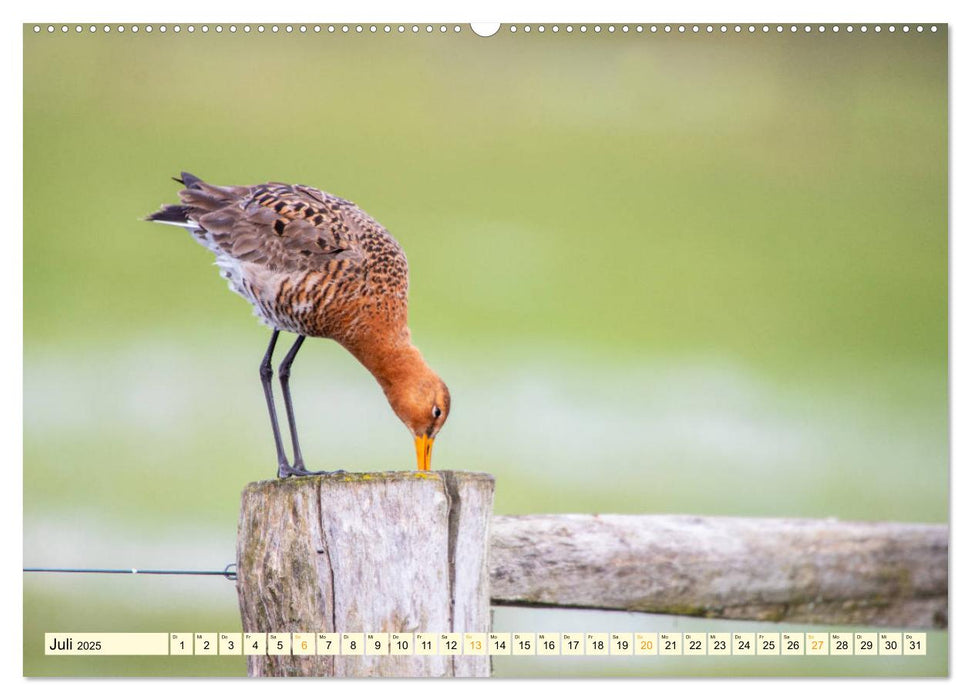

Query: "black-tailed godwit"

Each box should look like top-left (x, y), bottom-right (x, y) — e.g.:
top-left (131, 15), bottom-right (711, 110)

top-left (147, 173), bottom-right (450, 477)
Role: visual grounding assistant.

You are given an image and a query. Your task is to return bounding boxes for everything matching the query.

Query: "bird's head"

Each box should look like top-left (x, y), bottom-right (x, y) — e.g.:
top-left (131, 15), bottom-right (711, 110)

top-left (380, 350), bottom-right (451, 471)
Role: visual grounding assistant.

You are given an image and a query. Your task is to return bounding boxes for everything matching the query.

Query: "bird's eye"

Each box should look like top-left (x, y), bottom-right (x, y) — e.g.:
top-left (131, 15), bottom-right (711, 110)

top-left (432, 405), bottom-right (442, 419)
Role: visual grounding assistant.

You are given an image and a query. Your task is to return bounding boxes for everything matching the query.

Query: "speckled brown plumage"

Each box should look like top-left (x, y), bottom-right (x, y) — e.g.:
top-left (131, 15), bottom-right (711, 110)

top-left (148, 172), bottom-right (450, 476)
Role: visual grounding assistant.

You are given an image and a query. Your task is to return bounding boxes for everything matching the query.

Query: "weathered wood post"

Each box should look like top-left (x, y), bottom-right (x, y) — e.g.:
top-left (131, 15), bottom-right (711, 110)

top-left (236, 471), bottom-right (495, 677)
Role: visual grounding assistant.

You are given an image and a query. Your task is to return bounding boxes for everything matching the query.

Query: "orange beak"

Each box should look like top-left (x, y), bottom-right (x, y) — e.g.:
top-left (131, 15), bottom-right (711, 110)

top-left (414, 434), bottom-right (435, 471)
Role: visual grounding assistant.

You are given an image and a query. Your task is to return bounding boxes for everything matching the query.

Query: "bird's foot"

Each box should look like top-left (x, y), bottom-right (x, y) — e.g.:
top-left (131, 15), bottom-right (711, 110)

top-left (277, 463), bottom-right (347, 479)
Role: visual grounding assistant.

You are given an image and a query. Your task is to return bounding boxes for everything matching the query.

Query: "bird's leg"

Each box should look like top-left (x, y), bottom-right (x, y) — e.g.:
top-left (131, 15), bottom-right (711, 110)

top-left (259, 330), bottom-right (292, 477)
top-left (276, 335), bottom-right (345, 478)
top-left (279, 335), bottom-right (307, 469)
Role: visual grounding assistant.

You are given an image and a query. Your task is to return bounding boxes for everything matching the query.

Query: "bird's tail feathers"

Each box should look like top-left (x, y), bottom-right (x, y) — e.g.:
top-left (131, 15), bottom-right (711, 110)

top-left (147, 172), bottom-right (237, 226)
top-left (174, 171), bottom-right (204, 190)
top-left (145, 204), bottom-right (190, 225)
top-left (175, 172), bottom-right (238, 212)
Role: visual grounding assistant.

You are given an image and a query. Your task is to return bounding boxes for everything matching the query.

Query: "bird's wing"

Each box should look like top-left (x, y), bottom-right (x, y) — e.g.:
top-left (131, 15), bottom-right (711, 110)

top-left (181, 180), bottom-right (364, 272)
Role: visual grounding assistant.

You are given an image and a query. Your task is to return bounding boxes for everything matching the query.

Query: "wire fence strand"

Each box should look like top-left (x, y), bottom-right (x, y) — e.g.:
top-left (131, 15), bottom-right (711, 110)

top-left (23, 564), bottom-right (237, 580)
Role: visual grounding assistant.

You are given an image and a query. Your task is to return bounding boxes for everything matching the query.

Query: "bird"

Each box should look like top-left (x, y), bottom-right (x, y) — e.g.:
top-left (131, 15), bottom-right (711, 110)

top-left (147, 172), bottom-right (450, 477)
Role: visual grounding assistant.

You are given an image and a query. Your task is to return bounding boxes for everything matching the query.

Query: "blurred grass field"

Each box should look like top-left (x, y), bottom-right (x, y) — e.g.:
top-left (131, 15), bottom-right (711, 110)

top-left (23, 26), bottom-right (947, 677)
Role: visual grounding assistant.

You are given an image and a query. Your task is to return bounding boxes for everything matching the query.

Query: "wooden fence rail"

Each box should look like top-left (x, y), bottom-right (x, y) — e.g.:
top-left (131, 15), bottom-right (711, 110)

top-left (489, 514), bottom-right (947, 629)
top-left (236, 473), bottom-right (947, 677)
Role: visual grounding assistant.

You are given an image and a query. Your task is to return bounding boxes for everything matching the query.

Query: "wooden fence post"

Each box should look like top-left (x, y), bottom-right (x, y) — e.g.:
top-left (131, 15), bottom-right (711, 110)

top-left (236, 471), bottom-right (495, 677)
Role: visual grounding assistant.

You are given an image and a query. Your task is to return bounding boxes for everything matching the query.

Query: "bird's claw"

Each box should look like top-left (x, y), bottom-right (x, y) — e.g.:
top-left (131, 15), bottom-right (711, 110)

top-left (277, 464), bottom-right (347, 479)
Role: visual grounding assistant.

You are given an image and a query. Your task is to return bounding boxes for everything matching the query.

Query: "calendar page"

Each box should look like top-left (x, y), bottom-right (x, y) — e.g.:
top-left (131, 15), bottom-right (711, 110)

top-left (22, 13), bottom-right (948, 680)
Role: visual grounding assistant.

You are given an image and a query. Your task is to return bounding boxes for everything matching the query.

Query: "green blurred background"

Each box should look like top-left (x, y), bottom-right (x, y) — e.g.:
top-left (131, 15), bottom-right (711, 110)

top-left (23, 25), bottom-right (947, 676)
